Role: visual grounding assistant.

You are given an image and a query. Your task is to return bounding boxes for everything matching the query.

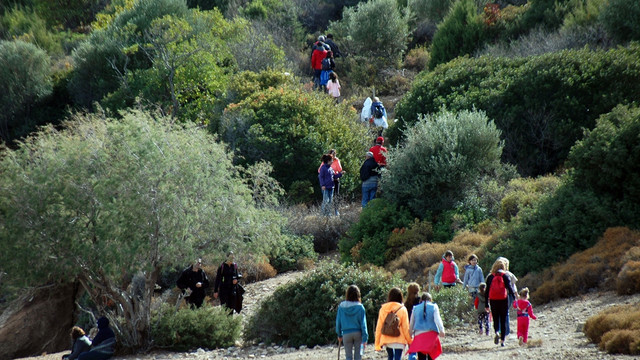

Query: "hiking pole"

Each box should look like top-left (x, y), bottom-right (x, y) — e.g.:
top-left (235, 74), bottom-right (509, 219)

top-left (337, 338), bottom-right (342, 360)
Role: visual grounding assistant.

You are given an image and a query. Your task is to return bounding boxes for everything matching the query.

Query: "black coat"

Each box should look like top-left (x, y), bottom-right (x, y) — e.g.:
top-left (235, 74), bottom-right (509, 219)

top-left (360, 157), bottom-right (380, 182)
top-left (176, 266), bottom-right (210, 299)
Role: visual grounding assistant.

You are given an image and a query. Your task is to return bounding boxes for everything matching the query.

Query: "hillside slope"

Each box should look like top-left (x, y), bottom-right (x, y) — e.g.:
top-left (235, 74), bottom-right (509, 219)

top-left (17, 271), bottom-right (640, 360)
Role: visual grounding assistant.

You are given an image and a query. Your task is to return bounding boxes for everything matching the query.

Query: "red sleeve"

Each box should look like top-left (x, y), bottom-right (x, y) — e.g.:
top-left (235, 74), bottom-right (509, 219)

top-left (474, 297), bottom-right (479, 309)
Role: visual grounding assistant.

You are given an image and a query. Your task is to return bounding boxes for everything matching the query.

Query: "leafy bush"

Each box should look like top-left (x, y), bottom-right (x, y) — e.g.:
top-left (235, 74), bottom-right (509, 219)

top-left (0, 5), bottom-right (62, 54)
top-left (498, 175), bottom-right (561, 222)
top-left (268, 234), bottom-right (317, 273)
top-left (283, 203), bottom-right (361, 253)
top-left (219, 85), bottom-right (370, 194)
top-left (244, 261), bottom-right (406, 347)
top-left (431, 286), bottom-right (475, 327)
top-left (327, 0), bottom-right (409, 67)
top-left (600, 0), bottom-right (640, 43)
top-left (339, 199), bottom-right (413, 265)
top-left (584, 304), bottom-right (640, 355)
top-left (0, 39), bottom-right (51, 142)
top-left (233, 253), bottom-right (277, 284)
top-left (428, 0), bottom-right (484, 69)
top-left (394, 44), bottom-right (640, 176)
top-left (152, 303), bottom-right (242, 351)
top-left (525, 227), bottom-right (640, 304)
top-left (561, 0), bottom-right (607, 30)
top-left (403, 46), bottom-right (430, 71)
top-left (386, 220), bottom-right (434, 264)
top-left (381, 108), bottom-right (503, 218)
top-left (567, 104), bottom-right (640, 207)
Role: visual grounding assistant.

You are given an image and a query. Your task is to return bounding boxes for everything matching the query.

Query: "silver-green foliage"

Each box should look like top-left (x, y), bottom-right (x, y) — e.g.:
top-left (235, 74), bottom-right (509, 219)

top-left (381, 108), bottom-right (503, 217)
top-left (330, 0), bottom-right (410, 65)
top-left (0, 39), bottom-right (51, 140)
top-left (0, 109), bottom-right (285, 350)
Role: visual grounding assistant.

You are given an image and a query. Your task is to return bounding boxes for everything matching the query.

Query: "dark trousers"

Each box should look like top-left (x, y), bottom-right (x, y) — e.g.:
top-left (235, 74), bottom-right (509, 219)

top-left (490, 298), bottom-right (509, 342)
top-left (417, 353), bottom-right (433, 360)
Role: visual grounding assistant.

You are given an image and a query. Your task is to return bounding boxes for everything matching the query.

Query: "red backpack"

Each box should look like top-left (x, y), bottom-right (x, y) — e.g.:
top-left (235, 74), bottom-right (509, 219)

top-left (489, 273), bottom-right (507, 300)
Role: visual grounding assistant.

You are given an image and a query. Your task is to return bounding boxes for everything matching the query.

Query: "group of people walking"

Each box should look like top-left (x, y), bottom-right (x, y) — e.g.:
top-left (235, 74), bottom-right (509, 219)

top-left (175, 252), bottom-right (244, 313)
top-left (336, 253), bottom-right (537, 360)
top-left (310, 34), bottom-right (342, 102)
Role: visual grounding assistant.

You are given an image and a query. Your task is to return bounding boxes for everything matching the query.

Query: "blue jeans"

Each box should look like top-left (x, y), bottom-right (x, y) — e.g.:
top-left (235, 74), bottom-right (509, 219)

top-left (386, 348), bottom-right (402, 360)
top-left (321, 188), bottom-right (334, 216)
top-left (361, 181), bottom-right (377, 207)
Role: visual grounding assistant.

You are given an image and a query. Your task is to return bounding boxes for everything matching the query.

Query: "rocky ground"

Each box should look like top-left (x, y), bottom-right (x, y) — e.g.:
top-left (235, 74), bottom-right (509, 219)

top-left (19, 270), bottom-right (640, 360)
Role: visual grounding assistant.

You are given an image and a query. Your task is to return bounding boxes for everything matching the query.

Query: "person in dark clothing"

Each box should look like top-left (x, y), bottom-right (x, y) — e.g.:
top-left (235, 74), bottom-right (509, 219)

top-left (176, 258), bottom-right (210, 308)
top-left (360, 151), bottom-right (380, 208)
top-left (214, 251), bottom-right (240, 313)
top-left (78, 317), bottom-right (115, 360)
top-left (62, 326), bottom-right (91, 360)
top-left (325, 34), bottom-right (342, 58)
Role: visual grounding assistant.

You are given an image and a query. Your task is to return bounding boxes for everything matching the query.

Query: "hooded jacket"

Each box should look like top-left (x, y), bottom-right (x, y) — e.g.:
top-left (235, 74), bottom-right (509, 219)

top-left (89, 317), bottom-right (115, 356)
top-left (374, 302), bottom-right (412, 351)
top-left (335, 301), bottom-right (369, 342)
top-left (462, 264), bottom-right (484, 290)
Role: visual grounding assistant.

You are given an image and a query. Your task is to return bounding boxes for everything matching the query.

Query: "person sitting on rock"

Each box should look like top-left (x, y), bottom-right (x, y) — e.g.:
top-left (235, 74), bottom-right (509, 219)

top-left (62, 326), bottom-right (92, 360)
top-left (78, 317), bottom-right (115, 360)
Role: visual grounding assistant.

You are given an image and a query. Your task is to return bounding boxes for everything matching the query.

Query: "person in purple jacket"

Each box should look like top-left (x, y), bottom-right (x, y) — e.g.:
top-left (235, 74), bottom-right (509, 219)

top-left (319, 153), bottom-right (342, 216)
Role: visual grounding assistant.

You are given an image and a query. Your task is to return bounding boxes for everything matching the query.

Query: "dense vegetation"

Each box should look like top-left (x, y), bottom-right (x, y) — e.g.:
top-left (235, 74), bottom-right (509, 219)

top-left (1, 0), bottom-right (640, 355)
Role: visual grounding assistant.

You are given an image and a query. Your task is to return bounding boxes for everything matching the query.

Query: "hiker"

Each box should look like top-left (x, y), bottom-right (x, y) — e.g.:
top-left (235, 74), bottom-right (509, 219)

top-left (326, 72), bottom-right (341, 103)
top-left (408, 292), bottom-right (445, 360)
top-left (405, 283), bottom-right (421, 360)
top-left (62, 326), bottom-right (91, 360)
top-left (316, 149), bottom-right (344, 196)
top-left (369, 136), bottom-right (388, 167)
top-left (77, 317), bottom-right (115, 360)
top-left (336, 285), bottom-right (368, 360)
top-left (496, 256), bottom-right (518, 337)
top-left (514, 287), bottom-right (537, 346)
top-left (320, 51), bottom-right (335, 91)
top-left (474, 283), bottom-right (490, 336)
top-left (360, 151), bottom-right (380, 208)
top-left (214, 251), bottom-right (241, 313)
top-left (485, 259), bottom-right (515, 347)
top-left (176, 258), bottom-right (210, 308)
top-left (463, 254), bottom-right (485, 302)
top-left (370, 97), bottom-right (388, 129)
top-left (310, 36), bottom-right (328, 90)
top-left (319, 153), bottom-right (342, 216)
top-left (325, 33), bottom-right (342, 58)
top-left (434, 250), bottom-right (462, 289)
top-left (375, 287), bottom-right (412, 360)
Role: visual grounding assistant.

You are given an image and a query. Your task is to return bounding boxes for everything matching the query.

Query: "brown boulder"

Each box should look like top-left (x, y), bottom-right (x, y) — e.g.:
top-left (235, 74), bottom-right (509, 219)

top-left (0, 283), bottom-right (77, 360)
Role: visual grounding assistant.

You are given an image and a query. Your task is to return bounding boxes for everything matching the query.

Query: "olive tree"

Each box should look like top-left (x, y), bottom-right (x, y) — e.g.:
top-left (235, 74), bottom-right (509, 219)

top-left (0, 39), bottom-right (51, 141)
top-left (380, 108), bottom-right (504, 217)
top-left (0, 110), bottom-right (285, 351)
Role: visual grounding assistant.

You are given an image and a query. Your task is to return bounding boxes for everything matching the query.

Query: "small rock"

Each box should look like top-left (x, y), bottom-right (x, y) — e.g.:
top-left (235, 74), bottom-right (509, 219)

top-left (299, 345), bottom-right (307, 350)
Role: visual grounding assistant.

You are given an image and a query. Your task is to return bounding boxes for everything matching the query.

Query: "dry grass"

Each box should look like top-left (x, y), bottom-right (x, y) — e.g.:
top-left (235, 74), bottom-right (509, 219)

top-left (387, 230), bottom-right (492, 285)
top-left (585, 304), bottom-right (640, 355)
top-left (529, 227), bottom-right (640, 304)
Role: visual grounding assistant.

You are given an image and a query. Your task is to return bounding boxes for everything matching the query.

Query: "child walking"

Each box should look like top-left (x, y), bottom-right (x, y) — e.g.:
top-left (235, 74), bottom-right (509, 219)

top-left (474, 283), bottom-right (490, 336)
top-left (513, 287), bottom-right (537, 346)
top-left (463, 254), bottom-right (484, 301)
top-left (326, 72), bottom-right (341, 103)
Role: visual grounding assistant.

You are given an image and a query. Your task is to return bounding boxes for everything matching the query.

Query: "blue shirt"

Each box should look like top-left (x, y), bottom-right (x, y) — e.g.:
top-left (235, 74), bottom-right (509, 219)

top-left (336, 301), bottom-right (368, 343)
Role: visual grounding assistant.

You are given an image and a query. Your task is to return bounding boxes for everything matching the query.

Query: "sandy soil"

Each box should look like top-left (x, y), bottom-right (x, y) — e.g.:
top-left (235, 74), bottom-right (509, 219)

top-left (19, 271), bottom-right (640, 360)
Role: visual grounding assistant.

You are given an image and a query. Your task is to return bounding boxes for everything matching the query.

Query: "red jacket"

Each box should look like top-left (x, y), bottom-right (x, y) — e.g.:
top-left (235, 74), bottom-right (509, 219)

top-left (441, 258), bottom-right (457, 283)
top-left (369, 144), bottom-right (387, 166)
top-left (311, 48), bottom-right (327, 70)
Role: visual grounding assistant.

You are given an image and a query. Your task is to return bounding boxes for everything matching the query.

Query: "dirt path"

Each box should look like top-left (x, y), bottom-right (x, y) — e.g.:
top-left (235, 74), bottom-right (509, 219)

top-left (20, 274), bottom-right (640, 360)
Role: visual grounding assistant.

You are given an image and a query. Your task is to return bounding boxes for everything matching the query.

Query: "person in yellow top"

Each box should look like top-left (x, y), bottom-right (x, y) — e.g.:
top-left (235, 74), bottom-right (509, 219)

top-left (375, 287), bottom-right (413, 360)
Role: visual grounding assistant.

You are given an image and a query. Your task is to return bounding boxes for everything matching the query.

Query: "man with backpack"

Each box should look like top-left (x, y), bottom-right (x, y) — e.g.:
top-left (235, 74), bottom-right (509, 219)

top-left (369, 97), bottom-right (388, 129)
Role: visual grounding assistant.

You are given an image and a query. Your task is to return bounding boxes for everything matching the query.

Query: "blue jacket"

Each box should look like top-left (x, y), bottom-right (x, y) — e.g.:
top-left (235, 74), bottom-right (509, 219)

top-left (410, 302), bottom-right (442, 334)
top-left (462, 264), bottom-right (484, 290)
top-left (319, 163), bottom-right (341, 189)
top-left (335, 301), bottom-right (368, 342)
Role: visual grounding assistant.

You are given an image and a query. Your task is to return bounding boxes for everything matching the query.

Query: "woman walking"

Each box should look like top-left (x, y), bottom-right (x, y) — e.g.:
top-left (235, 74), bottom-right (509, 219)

top-left (336, 285), bottom-right (368, 360)
top-left (485, 259), bottom-right (515, 347)
top-left (375, 287), bottom-right (412, 360)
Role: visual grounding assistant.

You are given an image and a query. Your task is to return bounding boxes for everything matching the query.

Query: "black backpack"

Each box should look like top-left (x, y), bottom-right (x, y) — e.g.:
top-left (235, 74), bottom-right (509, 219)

top-left (321, 57), bottom-right (332, 70)
top-left (373, 103), bottom-right (384, 118)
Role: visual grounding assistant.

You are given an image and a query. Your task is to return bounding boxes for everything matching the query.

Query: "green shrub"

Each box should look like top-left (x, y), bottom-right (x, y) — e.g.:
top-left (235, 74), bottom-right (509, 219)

top-left (432, 286), bottom-right (475, 327)
top-left (385, 220), bottom-right (434, 264)
top-left (244, 261), bottom-right (406, 347)
top-left (339, 199), bottom-right (413, 265)
top-left (269, 234), bottom-right (317, 273)
top-left (381, 108), bottom-right (503, 218)
top-left (403, 46), bottom-right (430, 71)
top-left (600, 0), bottom-right (640, 43)
top-left (428, 0), bottom-right (484, 69)
top-left (561, 0), bottom-right (607, 30)
top-left (219, 86), bottom-right (370, 195)
top-left (0, 5), bottom-right (62, 54)
top-left (498, 175), bottom-right (561, 222)
top-left (394, 45), bottom-right (640, 176)
top-left (0, 39), bottom-right (51, 142)
top-left (152, 303), bottom-right (242, 351)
